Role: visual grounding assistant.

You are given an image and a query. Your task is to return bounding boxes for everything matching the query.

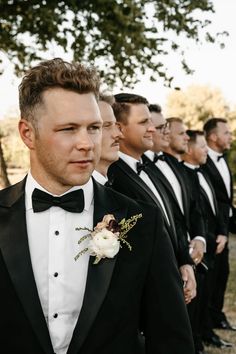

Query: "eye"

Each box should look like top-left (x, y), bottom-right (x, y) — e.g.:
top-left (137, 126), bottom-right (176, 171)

top-left (88, 125), bottom-right (102, 133)
top-left (59, 126), bottom-right (76, 131)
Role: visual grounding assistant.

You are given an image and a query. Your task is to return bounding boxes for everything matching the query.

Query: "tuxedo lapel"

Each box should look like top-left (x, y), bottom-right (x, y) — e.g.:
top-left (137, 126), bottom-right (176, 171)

top-left (68, 180), bottom-right (127, 354)
top-left (205, 156), bottom-right (229, 197)
top-left (165, 155), bottom-right (189, 218)
top-left (0, 180), bottom-right (54, 354)
top-left (142, 154), bottom-right (181, 212)
top-left (200, 170), bottom-right (219, 216)
top-left (117, 158), bottom-right (163, 207)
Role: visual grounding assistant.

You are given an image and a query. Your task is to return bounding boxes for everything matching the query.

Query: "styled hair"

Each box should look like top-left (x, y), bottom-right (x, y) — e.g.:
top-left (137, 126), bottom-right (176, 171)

top-left (148, 104), bottom-right (162, 113)
top-left (186, 130), bottom-right (204, 144)
top-left (203, 118), bottom-right (228, 139)
top-left (19, 58), bottom-right (100, 126)
top-left (99, 92), bottom-right (115, 106)
top-left (113, 93), bottom-right (149, 124)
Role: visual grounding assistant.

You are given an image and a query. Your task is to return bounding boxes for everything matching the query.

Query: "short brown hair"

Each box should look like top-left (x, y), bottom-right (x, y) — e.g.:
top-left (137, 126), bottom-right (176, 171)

top-left (186, 130), bottom-right (204, 144)
top-left (166, 117), bottom-right (183, 126)
top-left (113, 93), bottom-right (149, 124)
top-left (148, 104), bottom-right (162, 113)
top-left (203, 118), bottom-right (228, 139)
top-left (19, 58), bottom-right (100, 126)
top-left (99, 92), bottom-right (115, 106)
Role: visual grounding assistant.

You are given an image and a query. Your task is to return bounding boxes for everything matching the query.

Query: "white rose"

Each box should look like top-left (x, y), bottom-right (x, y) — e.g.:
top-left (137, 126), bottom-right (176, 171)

top-left (89, 228), bottom-right (120, 260)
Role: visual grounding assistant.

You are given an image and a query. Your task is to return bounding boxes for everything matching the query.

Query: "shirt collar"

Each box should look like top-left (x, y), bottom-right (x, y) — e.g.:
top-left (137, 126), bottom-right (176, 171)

top-left (183, 162), bottom-right (199, 170)
top-left (144, 150), bottom-right (155, 161)
top-left (25, 171), bottom-right (94, 212)
top-left (92, 170), bottom-right (108, 186)
top-left (119, 151), bottom-right (140, 173)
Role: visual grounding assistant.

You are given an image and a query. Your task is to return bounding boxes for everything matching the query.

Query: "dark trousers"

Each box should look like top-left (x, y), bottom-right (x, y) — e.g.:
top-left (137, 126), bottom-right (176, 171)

top-left (188, 271), bottom-right (206, 352)
top-left (209, 244), bottom-right (229, 325)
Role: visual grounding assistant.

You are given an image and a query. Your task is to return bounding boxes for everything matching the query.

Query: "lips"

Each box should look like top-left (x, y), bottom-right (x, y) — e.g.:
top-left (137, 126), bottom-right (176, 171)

top-left (70, 160), bottom-right (93, 168)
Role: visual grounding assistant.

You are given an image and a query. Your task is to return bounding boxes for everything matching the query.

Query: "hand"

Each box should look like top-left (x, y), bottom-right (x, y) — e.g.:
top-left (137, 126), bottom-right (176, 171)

top-left (215, 235), bottom-right (227, 254)
top-left (189, 239), bottom-right (204, 265)
top-left (179, 264), bottom-right (197, 304)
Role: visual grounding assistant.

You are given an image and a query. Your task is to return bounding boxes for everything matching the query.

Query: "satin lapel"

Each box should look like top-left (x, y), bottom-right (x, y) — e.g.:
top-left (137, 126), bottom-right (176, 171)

top-left (143, 155), bottom-right (180, 211)
top-left (68, 181), bottom-right (126, 354)
top-left (225, 158), bottom-right (234, 203)
top-left (206, 156), bottom-right (228, 196)
top-left (144, 163), bottom-right (178, 248)
top-left (201, 170), bottom-right (219, 216)
top-left (118, 159), bottom-right (162, 206)
top-left (165, 156), bottom-right (189, 217)
top-left (0, 181), bottom-right (53, 354)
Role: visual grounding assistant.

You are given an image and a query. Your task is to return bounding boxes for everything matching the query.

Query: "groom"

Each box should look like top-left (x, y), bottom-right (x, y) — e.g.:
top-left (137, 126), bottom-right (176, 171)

top-left (0, 58), bottom-right (194, 354)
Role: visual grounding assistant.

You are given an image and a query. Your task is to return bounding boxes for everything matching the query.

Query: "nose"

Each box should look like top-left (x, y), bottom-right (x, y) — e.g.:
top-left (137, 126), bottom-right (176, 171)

top-left (184, 133), bottom-right (190, 141)
top-left (147, 121), bottom-right (155, 133)
top-left (74, 130), bottom-right (95, 151)
top-left (113, 124), bottom-right (124, 140)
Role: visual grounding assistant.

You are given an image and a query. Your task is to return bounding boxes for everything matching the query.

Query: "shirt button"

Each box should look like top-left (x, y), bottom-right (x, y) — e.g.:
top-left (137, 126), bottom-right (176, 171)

top-left (53, 313), bottom-right (58, 318)
top-left (54, 230), bottom-right (59, 236)
top-left (54, 272), bottom-right (58, 277)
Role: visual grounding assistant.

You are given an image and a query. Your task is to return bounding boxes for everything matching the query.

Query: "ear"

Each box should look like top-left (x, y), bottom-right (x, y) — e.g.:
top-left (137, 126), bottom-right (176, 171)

top-left (18, 119), bottom-right (36, 150)
top-left (209, 132), bottom-right (217, 143)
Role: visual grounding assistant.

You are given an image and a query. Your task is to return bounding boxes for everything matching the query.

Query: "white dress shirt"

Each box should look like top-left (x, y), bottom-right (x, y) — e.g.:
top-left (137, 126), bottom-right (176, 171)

top-left (145, 150), bottom-right (184, 214)
top-left (207, 147), bottom-right (231, 198)
top-left (208, 147), bottom-right (232, 216)
top-left (119, 151), bottom-right (170, 224)
top-left (92, 170), bottom-right (108, 186)
top-left (25, 172), bottom-right (94, 354)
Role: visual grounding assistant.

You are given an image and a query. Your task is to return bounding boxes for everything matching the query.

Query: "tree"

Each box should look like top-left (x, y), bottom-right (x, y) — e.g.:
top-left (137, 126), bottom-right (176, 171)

top-left (0, 0), bottom-right (227, 87)
top-left (165, 85), bottom-right (231, 128)
top-left (0, 134), bottom-right (10, 188)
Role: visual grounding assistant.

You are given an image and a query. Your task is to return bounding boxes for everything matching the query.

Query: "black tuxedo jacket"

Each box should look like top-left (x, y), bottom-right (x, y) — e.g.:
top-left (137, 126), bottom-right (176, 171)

top-left (108, 158), bottom-right (191, 266)
top-left (201, 155), bottom-right (236, 234)
top-left (0, 178), bottom-right (194, 354)
top-left (144, 153), bottom-right (205, 240)
top-left (183, 166), bottom-right (220, 268)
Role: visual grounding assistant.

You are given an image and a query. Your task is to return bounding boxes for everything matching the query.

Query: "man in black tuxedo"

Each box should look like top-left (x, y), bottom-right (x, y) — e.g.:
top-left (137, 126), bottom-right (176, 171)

top-left (92, 93), bottom-right (122, 185)
top-left (0, 59), bottom-right (194, 354)
top-left (108, 94), bottom-right (196, 305)
top-left (142, 114), bottom-right (206, 353)
top-left (182, 130), bottom-right (232, 351)
top-left (202, 118), bottom-right (236, 332)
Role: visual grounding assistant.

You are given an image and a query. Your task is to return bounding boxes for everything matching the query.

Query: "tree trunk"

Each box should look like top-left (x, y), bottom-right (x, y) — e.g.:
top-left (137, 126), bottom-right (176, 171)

top-left (0, 138), bottom-right (10, 188)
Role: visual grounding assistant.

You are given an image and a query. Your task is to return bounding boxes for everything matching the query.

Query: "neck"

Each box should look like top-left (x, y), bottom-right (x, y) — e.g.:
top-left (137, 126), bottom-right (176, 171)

top-left (95, 162), bottom-right (109, 178)
top-left (163, 147), bottom-right (181, 160)
top-left (119, 145), bottom-right (142, 160)
top-left (183, 157), bottom-right (198, 166)
top-left (207, 142), bottom-right (222, 153)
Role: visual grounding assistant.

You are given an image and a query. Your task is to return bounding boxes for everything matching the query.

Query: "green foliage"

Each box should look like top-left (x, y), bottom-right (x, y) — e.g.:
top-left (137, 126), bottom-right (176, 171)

top-left (0, 0), bottom-right (226, 87)
top-left (165, 85), bottom-right (231, 129)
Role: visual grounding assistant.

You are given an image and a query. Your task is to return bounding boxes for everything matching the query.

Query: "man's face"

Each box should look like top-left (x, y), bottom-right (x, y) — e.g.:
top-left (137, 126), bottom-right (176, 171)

top-left (98, 101), bottom-right (122, 165)
top-left (119, 104), bottom-right (155, 159)
top-left (151, 111), bottom-right (170, 152)
top-left (19, 88), bottom-right (103, 194)
top-left (214, 122), bottom-right (232, 151)
top-left (189, 135), bottom-right (208, 165)
top-left (169, 121), bottom-right (189, 155)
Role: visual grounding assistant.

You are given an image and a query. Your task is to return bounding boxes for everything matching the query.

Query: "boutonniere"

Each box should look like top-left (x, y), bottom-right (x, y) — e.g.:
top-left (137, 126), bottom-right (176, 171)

top-left (75, 213), bottom-right (142, 264)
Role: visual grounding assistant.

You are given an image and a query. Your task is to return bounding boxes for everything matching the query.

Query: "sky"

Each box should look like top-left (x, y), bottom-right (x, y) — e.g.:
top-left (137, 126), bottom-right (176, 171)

top-left (0, 0), bottom-right (236, 119)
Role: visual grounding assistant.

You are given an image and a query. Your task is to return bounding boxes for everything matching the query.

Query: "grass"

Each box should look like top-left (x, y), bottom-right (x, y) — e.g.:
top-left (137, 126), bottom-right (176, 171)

top-left (206, 233), bottom-right (236, 354)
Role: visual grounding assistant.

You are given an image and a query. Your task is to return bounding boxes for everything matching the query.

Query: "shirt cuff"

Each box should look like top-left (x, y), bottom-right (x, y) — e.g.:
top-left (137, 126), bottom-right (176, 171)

top-left (193, 236), bottom-right (206, 252)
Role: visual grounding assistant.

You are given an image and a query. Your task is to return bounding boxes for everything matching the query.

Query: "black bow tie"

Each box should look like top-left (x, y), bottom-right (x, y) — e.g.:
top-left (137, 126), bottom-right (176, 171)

top-left (217, 154), bottom-right (225, 161)
top-left (32, 188), bottom-right (84, 213)
top-left (136, 161), bottom-right (148, 175)
top-left (153, 153), bottom-right (165, 163)
top-left (194, 167), bottom-right (202, 173)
